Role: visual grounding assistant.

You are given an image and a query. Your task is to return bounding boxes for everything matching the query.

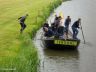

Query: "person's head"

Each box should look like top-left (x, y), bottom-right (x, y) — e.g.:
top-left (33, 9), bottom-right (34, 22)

top-left (78, 18), bottom-right (81, 22)
top-left (55, 15), bottom-right (59, 20)
top-left (58, 16), bottom-right (62, 20)
top-left (67, 16), bottom-right (70, 18)
top-left (43, 27), bottom-right (48, 32)
top-left (44, 21), bottom-right (49, 27)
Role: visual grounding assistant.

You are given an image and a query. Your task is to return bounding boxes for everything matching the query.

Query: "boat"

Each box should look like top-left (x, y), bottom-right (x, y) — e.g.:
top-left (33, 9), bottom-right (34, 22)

top-left (42, 27), bottom-right (80, 50)
top-left (43, 38), bottom-right (80, 50)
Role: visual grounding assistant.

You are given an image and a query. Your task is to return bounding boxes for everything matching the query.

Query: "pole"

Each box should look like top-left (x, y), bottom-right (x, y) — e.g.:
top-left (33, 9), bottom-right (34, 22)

top-left (80, 22), bottom-right (86, 44)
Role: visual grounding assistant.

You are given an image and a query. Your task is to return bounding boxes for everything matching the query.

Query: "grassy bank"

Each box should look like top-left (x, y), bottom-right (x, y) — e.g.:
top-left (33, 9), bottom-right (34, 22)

top-left (0, 0), bottom-right (63, 72)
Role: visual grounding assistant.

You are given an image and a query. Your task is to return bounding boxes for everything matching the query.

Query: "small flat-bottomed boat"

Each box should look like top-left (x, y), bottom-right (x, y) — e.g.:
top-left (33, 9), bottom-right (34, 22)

top-left (43, 38), bottom-right (80, 50)
top-left (42, 13), bottom-right (82, 50)
top-left (42, 28), bottom-right (80, 50)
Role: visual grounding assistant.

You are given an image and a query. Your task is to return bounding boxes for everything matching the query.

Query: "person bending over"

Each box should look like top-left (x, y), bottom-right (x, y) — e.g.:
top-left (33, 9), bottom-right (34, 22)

top-left (18, 14), bottom-right (28, 33)
top-left (43, 27), bottom-right (54, 37)
top-left (72, 18), bottom-right (81, 39)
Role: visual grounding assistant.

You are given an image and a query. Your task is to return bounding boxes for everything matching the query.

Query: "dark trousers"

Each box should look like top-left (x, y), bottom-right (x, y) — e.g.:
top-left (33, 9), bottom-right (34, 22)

top-left (65, 25), bottom-right (69, 38)
top-left (72, 27), bottom-right (78, 39)
top-left (20, 22), bottom-right (26, 33)
top-left (65, 25), bottom-right (69, 34)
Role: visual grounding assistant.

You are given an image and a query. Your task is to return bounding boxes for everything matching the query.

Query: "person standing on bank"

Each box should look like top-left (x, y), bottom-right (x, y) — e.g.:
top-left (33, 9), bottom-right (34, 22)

top-left (72, 18), bottom-right (81, 39)
top-left (18, 14), bottom-right (28, 33)
top-left (64, 16), bottom-right (71, 38)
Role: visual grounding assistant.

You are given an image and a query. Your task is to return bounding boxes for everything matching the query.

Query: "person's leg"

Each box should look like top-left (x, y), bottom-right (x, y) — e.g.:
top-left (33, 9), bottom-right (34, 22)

top-left (72, 27), bottom-right (76, 39)
top-left (23, 24), bottom-right (26, 30)
top-left (65, 26), bottom-right (68, 38)
top-left (22, 23), bottom-right (26, 31)
top-left (20, 23), bottom-right (23, 34)
top-left (75, 28), bottom-right (78, 39)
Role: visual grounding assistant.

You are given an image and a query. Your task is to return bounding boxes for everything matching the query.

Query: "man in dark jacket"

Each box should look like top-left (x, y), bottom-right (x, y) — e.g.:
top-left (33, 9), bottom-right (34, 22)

top-left (18, 14), bottom-right (28, 33)
top-left (43, 27), bottom-right (54, 37)
top-left (72, 18), bottom-right (81, 39)
top-left (64, 16), bottom-right (71, 38)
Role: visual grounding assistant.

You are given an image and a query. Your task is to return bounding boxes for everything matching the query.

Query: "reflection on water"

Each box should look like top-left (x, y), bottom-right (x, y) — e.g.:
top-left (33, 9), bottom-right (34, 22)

top-left (41, 48), bottom-right (80, 72)
top-left (43, 48), bottom-right (79, 58)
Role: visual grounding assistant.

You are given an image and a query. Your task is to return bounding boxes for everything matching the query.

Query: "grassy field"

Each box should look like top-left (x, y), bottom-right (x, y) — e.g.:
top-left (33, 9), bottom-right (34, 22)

top-left (0, 0), bottom-right (62, 72)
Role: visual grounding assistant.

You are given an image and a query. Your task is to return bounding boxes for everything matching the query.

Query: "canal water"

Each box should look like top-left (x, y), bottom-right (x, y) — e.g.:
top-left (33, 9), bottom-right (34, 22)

top-left (34, 0), bottom-right (96, 72)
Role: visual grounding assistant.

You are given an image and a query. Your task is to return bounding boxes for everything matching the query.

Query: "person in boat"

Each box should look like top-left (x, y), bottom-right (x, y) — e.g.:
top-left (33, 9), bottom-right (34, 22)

top-left (18, 14), bottom-right (28, 33)
top-left (51, 22), bottom-right (57, 34)
top-left (64, 16), bottom-right (71, 38)
top-left (54, 15), bottom-right (58, 21)
top-left (56, 26), bottom-right (65, 39)
top-left (43, 21), bottom-right (49, 31)
top-left (43, 27), bottom-right (54, 37)
top-left (72, 18), bottom-right (81, 39)
top-left (54, 16), bottom-right (62, 29)
top-left (53, 15), bottom-right (58, 27)
top-left (43, 21), bottom-right (49, 28)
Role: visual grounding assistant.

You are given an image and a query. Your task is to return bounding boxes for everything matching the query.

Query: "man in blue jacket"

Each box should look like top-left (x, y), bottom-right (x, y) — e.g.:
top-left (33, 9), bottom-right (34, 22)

top-left (72, 18), bottom-right (81, 39)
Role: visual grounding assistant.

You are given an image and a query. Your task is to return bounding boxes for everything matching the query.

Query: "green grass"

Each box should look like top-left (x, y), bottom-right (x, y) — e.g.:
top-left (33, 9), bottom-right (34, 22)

top-left (0, 0), bottom-right (62, 72)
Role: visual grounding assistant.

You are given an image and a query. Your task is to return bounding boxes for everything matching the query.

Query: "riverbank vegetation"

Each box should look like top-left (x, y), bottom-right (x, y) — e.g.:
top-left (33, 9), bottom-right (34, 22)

top-left (0, 0), bottom-right (63, 72)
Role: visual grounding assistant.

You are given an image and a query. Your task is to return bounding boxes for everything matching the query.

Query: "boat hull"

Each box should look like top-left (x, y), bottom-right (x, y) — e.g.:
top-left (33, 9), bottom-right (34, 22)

top-left (43, 39), bottom-right (80, 50)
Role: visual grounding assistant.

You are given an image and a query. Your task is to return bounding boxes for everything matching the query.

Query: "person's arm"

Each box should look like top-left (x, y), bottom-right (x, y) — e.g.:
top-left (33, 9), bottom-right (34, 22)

top-left (78, 22), bottom-right (81, 29)
top-left (77, 22), bottom-right (80, 28)
top-left (18, 17), bottom-right (22, 20)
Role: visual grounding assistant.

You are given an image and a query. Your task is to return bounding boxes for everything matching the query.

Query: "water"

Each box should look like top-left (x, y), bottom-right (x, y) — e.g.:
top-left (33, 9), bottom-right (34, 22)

top-left (34, 0), bottom-right (96, 72)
